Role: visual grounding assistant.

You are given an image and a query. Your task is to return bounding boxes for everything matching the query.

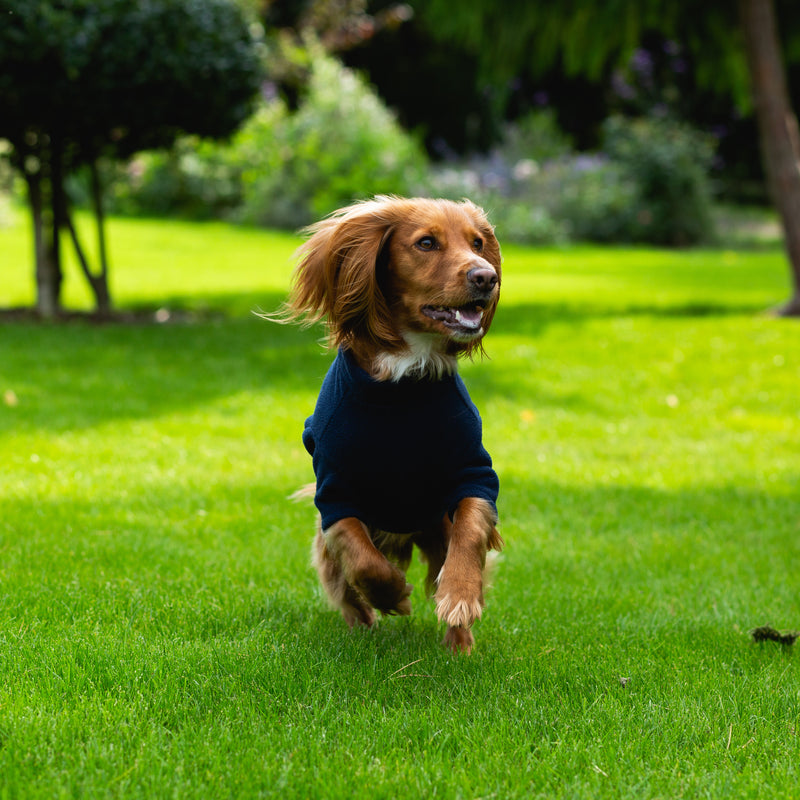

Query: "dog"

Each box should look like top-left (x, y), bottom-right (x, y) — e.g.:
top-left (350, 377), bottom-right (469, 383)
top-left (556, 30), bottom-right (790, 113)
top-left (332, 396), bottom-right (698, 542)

top-left (285, 196), bottom-right (503, 654)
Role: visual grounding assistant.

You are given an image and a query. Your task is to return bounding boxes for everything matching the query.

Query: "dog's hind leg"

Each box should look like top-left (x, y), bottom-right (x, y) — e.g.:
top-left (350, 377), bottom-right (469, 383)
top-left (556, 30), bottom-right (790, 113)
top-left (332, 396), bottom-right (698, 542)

top-left (312, 527), bottom-right (376, 627)
top-left (315, 517), bottom-right (412, 622)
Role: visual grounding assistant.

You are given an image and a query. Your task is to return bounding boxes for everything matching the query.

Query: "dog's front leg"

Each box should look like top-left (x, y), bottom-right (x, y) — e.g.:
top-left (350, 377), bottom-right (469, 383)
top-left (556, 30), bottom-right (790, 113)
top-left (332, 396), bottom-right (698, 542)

top-left (324, 517), bottom-right (413, 618)
top-left (435, 497), bottom-right (503, 654)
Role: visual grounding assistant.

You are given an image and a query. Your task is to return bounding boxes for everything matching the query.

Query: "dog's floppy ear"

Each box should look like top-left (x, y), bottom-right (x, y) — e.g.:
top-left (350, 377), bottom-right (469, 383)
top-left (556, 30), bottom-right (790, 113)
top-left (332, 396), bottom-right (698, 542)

top-left (287, 198), bottom-right (404, 352)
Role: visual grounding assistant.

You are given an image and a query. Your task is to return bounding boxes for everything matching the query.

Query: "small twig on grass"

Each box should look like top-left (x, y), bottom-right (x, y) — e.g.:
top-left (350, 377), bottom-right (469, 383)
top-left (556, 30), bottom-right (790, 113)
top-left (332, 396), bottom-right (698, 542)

top-left (385, 658), bottom-right (432, 680)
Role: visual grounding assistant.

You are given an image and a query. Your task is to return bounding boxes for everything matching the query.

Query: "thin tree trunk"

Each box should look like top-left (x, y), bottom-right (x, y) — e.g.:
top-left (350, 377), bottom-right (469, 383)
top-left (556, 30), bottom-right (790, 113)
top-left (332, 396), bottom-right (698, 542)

top-left (61, 161), bottom-right (112, 316)
top-left (64, 207), bottom-right (111, 317)
top-left (739, 0), bottom-right (800, 315)
top-left (26, 167), bottom-right (59, 318)
top-left (49, 137), bottom-right (65, 311)
top-left (89, 160), bottom-right (111, 315)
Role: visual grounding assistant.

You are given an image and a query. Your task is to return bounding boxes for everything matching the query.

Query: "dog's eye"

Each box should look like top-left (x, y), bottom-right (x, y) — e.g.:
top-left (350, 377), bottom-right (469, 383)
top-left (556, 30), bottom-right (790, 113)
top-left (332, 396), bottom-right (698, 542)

top-left (473, 237), bottom-right (484, 252)
top-left (416, 236), bottom-right (437, 251)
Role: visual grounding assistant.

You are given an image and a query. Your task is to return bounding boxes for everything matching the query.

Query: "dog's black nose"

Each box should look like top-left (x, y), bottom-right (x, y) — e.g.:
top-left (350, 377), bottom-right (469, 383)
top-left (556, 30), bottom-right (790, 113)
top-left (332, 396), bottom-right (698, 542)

top-left (467, 267), bottom-right (498, 292)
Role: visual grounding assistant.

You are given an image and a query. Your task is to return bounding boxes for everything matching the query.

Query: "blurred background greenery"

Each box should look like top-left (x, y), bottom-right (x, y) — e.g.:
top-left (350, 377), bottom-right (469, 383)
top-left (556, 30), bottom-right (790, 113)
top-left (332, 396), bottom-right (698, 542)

top-left (1, 0), bottom-right (799, 314)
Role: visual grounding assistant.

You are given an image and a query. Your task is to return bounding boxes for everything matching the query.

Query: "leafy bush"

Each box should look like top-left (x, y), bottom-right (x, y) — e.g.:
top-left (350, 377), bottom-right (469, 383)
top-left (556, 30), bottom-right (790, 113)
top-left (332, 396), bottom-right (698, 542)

top-left (497, 109), bottom-right (574, 166)
top-left (105, 71), bottom-right (716, 248)
top-left (109, 49), bottom-right (426, 228)
top-left (0, 0), bottom-right (264, 162)
top-left (421, 172), bottom-right (568, 245)
top-left (235, 51), bottom-right (426, 228)
top-left (421, 113), bottom-right (716, 246)
top-left (107, 138), bottom-right (243, 220)
top-left (540, 156), bottom-right (639, 243)
top-left (415, 111), bottom-right (572, 244)
top-left (601, 115), bottom-right (716, 245)
top-left (487, 199), bottom-right (568, 244)
top-left (0, 0), bottom-right (264, 315)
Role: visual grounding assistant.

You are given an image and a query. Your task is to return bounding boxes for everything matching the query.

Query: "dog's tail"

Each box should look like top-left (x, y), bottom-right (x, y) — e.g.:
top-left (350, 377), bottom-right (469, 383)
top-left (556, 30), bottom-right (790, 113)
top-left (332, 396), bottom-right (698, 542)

top-left (289, 483), bottom-right (316, 502)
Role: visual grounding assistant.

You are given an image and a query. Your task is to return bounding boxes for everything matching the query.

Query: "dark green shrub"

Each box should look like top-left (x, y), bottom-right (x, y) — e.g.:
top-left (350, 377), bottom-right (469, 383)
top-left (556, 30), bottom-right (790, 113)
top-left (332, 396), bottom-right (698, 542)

top-left (602, 115), bottom-right (716, 245)
top-left (499, 109), bottom-right (574, 166)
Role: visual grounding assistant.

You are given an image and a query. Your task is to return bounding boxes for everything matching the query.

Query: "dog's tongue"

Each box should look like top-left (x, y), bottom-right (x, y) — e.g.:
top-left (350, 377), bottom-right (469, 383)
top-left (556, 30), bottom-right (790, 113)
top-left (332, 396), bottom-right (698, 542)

top-left (454, 307), bottom-right (482, 329)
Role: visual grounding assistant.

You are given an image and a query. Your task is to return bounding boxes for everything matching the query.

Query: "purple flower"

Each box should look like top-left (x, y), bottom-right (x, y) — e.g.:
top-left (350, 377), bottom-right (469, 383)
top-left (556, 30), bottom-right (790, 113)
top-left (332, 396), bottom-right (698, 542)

top-left (570, 154), bottom-right (607, 173)
top-left (611, 70), bottom-right (636, 100)
top-left (630, 48), bottom-right (653, 78)
top-left (261, 81), bottom-right (278, 102)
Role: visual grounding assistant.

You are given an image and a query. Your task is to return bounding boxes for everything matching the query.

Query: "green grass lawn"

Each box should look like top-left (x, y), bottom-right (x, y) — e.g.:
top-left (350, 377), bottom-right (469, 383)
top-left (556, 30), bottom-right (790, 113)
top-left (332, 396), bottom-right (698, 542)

top-left (1, 209), bottom-right (799, 798)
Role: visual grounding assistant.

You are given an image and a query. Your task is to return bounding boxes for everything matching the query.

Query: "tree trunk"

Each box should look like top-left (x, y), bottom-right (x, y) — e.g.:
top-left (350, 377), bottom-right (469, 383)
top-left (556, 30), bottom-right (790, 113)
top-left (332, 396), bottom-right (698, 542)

top-left (739, 0), bottom-right (800, 315)
top-left (26, 166), bottom-right (60, 318)
top-left (62, 161), bottom-right (113, 316)
top-left (49, 137), bottom-right (66, 308)
top-left (90, 160), bottom-right (112, 315)
top-left (65, 209), bottom-right (112, 318)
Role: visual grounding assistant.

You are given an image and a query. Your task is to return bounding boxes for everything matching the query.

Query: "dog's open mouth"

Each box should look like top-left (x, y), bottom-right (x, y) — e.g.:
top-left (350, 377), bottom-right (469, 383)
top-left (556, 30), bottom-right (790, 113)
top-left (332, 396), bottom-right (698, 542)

top-left (421, 303), bottom-right (484, 336)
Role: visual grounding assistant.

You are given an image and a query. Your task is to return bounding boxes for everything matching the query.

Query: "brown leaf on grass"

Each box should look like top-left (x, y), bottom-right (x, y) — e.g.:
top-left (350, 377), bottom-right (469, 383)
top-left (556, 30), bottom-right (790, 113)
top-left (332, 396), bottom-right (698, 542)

top-left (750, 625), bottom-right (800, 645)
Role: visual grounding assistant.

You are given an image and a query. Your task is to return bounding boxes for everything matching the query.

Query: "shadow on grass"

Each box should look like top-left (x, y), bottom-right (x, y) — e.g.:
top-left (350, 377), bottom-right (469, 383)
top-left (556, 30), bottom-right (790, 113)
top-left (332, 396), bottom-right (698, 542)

top-left (0, 296), bottom-right (335, 434)
top-left (0, 287), bottom-right (783, 435)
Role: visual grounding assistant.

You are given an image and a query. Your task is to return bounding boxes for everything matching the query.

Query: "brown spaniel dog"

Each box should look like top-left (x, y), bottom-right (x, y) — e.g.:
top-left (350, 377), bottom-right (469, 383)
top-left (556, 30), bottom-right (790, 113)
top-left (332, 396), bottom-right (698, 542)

top-left (286, 196), bottom-right (503, 653)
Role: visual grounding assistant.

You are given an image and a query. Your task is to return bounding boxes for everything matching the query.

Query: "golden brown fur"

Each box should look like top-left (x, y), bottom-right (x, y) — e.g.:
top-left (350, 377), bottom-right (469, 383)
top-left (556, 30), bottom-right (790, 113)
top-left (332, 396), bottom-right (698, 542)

top-left (287, 196), bottom-right (504, 654)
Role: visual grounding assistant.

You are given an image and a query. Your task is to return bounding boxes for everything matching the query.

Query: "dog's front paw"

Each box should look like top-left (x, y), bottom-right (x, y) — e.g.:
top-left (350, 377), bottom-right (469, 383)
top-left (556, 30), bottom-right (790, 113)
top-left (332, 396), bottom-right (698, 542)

top-left (434, 568), bottom-right (483, 628)
top-left (443, 625), bottom-right (475, 655)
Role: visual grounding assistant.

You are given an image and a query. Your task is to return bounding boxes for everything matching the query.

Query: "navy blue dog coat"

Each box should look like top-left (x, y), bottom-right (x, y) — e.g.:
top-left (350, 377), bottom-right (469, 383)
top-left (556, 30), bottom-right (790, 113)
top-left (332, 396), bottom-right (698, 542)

top-left (303, 348), bottom-right (499, 533)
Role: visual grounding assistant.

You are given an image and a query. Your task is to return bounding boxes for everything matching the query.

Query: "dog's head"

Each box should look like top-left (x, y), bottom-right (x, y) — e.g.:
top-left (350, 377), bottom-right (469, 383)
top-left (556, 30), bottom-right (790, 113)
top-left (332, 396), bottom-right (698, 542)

top-left (287, 196), bottom-right (501, 378)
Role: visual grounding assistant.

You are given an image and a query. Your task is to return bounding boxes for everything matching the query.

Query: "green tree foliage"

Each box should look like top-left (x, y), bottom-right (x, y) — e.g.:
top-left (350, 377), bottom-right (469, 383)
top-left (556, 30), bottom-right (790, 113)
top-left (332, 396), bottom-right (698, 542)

top-left (416, 0), bottom-right (795, 107)
top-left (0, 0), bottom-right (264, 316)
